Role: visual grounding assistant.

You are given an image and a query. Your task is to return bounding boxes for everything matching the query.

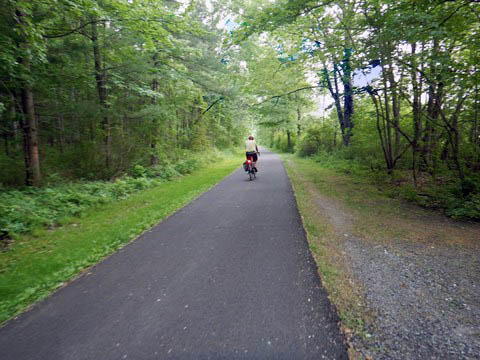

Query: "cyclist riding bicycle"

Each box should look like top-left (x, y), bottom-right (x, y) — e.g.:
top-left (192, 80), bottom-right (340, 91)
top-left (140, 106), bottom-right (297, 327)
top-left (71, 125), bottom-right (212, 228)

top-left (245, 135), bottom-right (259, 172)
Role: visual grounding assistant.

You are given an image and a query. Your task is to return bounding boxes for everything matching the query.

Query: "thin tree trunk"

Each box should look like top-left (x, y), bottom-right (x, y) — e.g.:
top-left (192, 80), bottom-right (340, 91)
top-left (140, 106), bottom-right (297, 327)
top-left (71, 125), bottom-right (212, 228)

top-left (323, 66), bottom-right (345, 141)
top-left (472, 83), bottom-right (479, 170)
top-left (296, 94), bottom-right (302, 138)
top-left (370, 91), bottom-right (391, 172)
top-left (386, 48), bottom-right (400, 158)
top-left (20, 87), bottom-right (41, 186)
top-left (150, 75), bottom-right (159, 166)
top-left (91, 19), bottom-right (111, 169)
top-left (286, 129), bottom-right (292, 152)
top-left (421, 39), bottom-right (443, 172)
top-left (410, 43), bottom-right (422, 186)
top-left (17, 8), bottom-right (41, 186)
top-left (451, 99), bottom-right (466, 184)
top-left (56, 113), bottom-right (65, 153)
top-left (3, 117), bottom-right (9, 157)
top-left (384, 77), bottom-right (392, 158)
top-left (10, 93), bottom-right (22, 151)
top-left (342, 48), bottom-right (354, 146)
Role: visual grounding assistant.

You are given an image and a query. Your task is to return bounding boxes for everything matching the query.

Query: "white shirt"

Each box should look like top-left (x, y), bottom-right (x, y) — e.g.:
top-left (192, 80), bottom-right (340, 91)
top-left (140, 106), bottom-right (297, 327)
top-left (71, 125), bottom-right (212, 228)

top-left (245, 140), bottom-right (257, 152)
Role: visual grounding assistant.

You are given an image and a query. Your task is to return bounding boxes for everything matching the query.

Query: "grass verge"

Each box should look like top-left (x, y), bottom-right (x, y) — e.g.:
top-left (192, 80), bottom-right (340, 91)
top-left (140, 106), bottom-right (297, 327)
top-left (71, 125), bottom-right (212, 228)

top-left (281, 155), bottom-right (371, 347)
top-left (0, 154), bottom-right (242, 325)
top-left (285, 155), bottom-right (479, 248)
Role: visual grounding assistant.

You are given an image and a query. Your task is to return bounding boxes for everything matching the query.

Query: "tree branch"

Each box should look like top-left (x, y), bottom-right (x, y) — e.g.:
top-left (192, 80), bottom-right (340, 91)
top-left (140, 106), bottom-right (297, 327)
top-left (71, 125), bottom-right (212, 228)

top-left (43, 20), bottom-right (104, 39)
top-left (201, 97), bottom-right (223, 116)
top-left (193, 97), bottom-right (224, 125)
top-left (252, 86), bottom-right (321, 106)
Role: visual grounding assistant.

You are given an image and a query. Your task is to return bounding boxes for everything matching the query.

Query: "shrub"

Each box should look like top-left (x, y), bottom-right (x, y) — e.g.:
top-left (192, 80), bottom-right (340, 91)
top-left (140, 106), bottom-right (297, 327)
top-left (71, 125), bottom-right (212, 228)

top-left (297, 126), bottom-right (323, 157)
top-left (132, 164), bottom-right (147, 178)
top-left (0, 177), bottom-right (163, 238)
top-left (174, 158), bottom-right (200, 175)
top-left (0, 149), bottom-right (228, 238)
top-left (153, 164), bottom-right (180, 180)
top-left (394, 178), bottom-right (480, 220)
top-left (449, 193), bottom-right (480, 219)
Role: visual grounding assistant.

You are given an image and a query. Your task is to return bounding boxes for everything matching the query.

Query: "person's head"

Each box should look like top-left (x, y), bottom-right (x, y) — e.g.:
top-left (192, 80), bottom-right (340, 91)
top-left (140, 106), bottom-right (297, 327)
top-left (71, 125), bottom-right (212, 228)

top-left (248, 135), bottom-right (254, 140)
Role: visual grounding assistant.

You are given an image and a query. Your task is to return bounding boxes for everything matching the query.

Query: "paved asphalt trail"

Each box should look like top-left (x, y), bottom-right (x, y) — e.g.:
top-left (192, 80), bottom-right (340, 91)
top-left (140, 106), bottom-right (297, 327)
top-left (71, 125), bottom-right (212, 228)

top-left (0, 149), bottom-right (347, 360)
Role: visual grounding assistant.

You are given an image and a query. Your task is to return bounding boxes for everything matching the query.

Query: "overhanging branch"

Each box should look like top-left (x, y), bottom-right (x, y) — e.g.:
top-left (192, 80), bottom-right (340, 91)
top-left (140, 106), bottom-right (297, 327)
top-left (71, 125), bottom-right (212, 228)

top-left (251, 86), bottom-right (321, 106)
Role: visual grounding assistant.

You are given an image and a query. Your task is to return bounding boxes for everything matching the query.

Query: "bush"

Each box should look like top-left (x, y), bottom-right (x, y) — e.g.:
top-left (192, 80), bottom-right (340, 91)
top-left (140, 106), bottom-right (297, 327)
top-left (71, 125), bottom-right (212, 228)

top-left (297, 126), bottom-right (323, 157)
top-left (394, 177), bottom-right (480, 220)
top-left (0, 149), bottom-right (227, 238)
top-left (0, 177), bottom-right (163, 238)
top-left (174, 158), bottom-right (200, 175)
top-left (132, 164), bottom-right (147, 178)
top-left (152, 164), bottom-right (180, 180)
top-left (448, 192), bottom-right (480, 219)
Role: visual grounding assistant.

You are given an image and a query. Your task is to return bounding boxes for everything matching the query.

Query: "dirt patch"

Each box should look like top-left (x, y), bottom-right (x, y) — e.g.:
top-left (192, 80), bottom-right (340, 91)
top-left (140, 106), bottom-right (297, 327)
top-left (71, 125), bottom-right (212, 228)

top-left (286, 159), bottom-right (480, 360)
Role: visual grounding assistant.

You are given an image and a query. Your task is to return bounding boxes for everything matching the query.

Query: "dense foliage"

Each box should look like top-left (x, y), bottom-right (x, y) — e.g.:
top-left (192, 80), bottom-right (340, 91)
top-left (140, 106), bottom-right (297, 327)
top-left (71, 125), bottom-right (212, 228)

top-left (230, 0), bottom-right (480, 219)
top-left (0, 0), bottom-right (247, 186)
top-left (1, 0), bottom-right (479, 219)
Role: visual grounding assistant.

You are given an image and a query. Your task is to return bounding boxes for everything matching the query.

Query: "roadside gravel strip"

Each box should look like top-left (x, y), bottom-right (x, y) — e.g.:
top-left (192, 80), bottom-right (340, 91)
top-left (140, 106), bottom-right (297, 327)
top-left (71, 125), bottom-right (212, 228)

top-left (0, 149), bottom-right (347, 360)
top-left (346, 235), bottom-right (480, 360)
top-left (287, 160), bottom-right (480, 360)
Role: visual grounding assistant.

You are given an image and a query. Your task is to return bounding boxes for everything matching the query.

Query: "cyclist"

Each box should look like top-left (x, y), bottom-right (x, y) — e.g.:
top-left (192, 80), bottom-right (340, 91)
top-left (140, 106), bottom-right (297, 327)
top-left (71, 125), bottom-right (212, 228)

top-left (245, 135), bottom-right (259, 172)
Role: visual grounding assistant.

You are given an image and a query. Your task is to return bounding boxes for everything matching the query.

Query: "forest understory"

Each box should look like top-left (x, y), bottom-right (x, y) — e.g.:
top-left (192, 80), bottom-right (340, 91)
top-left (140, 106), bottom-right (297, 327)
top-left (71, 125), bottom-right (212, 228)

top-left (285, 155), bottom-right (480, 360)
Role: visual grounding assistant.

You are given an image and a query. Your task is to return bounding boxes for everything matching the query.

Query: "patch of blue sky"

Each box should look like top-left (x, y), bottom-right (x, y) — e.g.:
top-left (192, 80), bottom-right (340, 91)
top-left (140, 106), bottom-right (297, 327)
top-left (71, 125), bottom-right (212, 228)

top-left (352, 64), bottom-right (382, 88)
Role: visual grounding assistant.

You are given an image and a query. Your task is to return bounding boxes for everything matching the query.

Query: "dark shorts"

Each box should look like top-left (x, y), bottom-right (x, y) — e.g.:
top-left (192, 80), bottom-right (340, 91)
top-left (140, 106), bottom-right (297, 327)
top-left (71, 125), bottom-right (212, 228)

top-left (246, 152), bottom-right (258, 162)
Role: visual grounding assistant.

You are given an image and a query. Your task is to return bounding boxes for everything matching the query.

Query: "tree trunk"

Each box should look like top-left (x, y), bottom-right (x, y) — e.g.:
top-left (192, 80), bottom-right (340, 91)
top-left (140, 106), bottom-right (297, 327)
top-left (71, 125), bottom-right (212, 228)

top-left (20, 87), bottom-right (41, 186)
top-left (421, 39), bottom-right (443, 172)
top-left (56, 113), bottom-right (65, 153)
top-left (342, 48), bottom-right (354, 146)
top-left (17, 8), bottom-right (41, 186)
top-left (150, 75), bottom-right (159, 166)
top-left (286, 129), bottom-right (292, 152)
top-left (296, 95), bottom-right (302, 138)
top-left (382, 65), bottom-right (393, 166)
top-left (368, 89), bottom-right (394, 173)
top-left (472, 84), bottom-right (479, 171)
top-left (323, 66), bottom-right (345, 139)
top-left (446, 97), bottom-right (467, 187)
top-left (410, 42), bottom-right (422, 186)
top-left (91, 19), bottom-right (111, 169)
top-left (324, 48), bottom-right (354, 147)
top-left (3, 119), bottom-right (9, 157)
top-left (386, 49), bottom-right (400, 158)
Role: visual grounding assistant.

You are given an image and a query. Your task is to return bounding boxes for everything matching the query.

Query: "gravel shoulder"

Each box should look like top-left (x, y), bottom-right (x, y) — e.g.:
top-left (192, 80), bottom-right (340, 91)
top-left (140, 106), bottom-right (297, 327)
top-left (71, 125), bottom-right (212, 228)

top-left (285, 157), bottom-right (480, 360)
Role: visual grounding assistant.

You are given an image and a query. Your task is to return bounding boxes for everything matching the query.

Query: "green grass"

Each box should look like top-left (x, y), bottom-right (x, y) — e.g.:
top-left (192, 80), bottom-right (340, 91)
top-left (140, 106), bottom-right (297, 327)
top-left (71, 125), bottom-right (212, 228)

top-left (0, 155), bottom-right (242, 325)
top-left (282, 153), bottom-right (479, 360)
top-left (283, 155), bottom-right (413, 242)
top-left (282, 154), bottom-right (384, 349)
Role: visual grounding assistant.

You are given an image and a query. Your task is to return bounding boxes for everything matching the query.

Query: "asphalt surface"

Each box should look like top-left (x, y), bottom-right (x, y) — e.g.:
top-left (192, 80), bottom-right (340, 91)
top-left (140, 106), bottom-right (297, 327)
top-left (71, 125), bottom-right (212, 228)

top-left (0, 149), bottom-right (347, 360)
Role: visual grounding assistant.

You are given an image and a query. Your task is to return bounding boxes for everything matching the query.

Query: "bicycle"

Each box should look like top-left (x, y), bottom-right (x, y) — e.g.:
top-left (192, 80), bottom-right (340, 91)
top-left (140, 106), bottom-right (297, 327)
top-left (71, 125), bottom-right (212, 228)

top-left (243, 152), bottom-right (260, 181)
top-left (243, 157), bottom-right (256, 181)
